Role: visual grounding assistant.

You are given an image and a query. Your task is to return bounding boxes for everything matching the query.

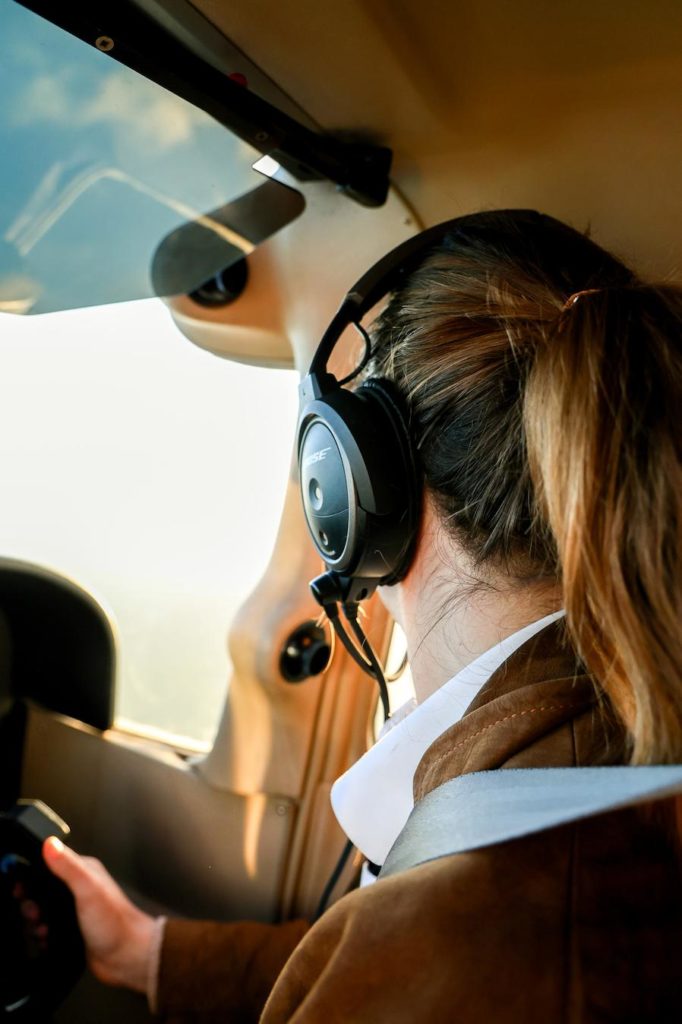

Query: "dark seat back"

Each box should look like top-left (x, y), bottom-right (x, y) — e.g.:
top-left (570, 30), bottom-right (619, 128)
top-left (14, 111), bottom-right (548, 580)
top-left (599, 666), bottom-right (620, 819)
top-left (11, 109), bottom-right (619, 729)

top-left (0, 559), bottom-right (116, 807)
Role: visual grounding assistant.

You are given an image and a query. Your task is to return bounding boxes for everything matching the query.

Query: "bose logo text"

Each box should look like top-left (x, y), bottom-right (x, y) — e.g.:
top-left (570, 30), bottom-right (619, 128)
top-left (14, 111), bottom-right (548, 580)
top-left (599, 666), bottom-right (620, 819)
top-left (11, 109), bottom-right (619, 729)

top-left (303, 447), bottom-right (331, 469)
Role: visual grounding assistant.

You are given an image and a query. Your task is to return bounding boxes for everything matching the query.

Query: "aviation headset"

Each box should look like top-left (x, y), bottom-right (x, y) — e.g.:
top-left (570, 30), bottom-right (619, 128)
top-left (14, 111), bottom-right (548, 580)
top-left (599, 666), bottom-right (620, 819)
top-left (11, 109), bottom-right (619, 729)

top-left (297, 220), bottom-right (458, 602)
top-left (297, 208), bottom-right (560, 610)
top-left (297, 216), bottom-right (481, 712)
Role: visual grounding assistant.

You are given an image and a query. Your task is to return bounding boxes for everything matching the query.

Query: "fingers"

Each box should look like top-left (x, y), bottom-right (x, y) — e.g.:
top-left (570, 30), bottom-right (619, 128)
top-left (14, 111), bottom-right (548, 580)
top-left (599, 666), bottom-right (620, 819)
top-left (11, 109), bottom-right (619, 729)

top-left (81, 856), bottom-right (111, 880)
top-left (43, 836), bottom-right (102, 900)
top-left (43, 837), bottom-right (156, 993)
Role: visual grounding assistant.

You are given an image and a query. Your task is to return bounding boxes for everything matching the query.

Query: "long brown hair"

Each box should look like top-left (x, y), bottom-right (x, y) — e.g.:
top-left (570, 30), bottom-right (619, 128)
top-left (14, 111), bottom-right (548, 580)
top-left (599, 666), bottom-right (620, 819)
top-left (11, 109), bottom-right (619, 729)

top-left (369, 210), bottom-right (682, 764)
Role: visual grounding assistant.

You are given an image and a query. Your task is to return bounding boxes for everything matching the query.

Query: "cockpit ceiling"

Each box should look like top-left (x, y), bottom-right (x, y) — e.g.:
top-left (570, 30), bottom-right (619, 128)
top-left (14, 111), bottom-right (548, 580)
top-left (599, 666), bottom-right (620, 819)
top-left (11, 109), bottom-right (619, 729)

top-left (189, 0), bottom-right (682, 281)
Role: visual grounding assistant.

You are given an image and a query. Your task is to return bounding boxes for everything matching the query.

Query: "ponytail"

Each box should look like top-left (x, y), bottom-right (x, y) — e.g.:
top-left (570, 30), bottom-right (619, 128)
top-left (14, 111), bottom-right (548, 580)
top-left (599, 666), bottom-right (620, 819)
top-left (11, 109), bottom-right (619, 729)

top-left (370, 210), bottom-right (682, 762)
top-left (524, 286), bottom-right (682, 763)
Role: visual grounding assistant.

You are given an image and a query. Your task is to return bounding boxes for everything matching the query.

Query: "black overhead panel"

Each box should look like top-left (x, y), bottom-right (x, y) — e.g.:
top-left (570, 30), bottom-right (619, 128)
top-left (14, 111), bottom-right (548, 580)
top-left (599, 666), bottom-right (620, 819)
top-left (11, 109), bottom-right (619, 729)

top-left (15, 0), bottom-right (392, 209)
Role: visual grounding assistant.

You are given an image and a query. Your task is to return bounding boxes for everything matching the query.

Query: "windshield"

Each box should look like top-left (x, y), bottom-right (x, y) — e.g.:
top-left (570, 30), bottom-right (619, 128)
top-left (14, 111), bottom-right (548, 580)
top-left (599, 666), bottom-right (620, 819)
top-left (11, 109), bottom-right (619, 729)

top-left (0, 0), bottom-right (291, 313)
top-left (0, 1), bottom-right (301, 749)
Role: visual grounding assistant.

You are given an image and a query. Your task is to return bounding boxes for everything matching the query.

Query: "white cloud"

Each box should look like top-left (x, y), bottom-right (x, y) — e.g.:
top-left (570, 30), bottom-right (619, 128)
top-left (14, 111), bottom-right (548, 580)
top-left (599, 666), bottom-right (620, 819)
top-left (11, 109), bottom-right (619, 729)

top-left (14, 68), bottom-right (75, 126)
top-left (80, 73), bottom-right (211, 149)
top-left (14, 67), bottom-right (211, 153)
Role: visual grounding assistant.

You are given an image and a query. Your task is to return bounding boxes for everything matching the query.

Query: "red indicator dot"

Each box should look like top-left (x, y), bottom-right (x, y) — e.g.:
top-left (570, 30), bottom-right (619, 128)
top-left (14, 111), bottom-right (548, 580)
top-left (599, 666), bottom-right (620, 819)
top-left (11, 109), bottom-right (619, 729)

top-left (228, 72), bottom-right (248, 88)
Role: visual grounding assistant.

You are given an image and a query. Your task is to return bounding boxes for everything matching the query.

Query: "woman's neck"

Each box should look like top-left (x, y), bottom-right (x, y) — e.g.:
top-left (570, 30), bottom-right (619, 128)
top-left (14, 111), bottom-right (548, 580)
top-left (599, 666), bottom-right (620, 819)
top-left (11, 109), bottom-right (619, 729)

top-left (380, 500), bottom-right (562, 704)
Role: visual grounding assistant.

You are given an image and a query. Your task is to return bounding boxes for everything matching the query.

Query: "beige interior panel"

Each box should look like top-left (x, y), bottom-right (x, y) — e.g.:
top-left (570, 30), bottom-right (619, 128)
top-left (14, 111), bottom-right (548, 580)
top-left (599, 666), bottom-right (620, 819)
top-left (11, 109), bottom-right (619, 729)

top-left (167, 179), bottom-right (420, 366)
top-left (191, 0), bottom-right (682, 282)
top-left (22, 706), bottom-right (294, 922)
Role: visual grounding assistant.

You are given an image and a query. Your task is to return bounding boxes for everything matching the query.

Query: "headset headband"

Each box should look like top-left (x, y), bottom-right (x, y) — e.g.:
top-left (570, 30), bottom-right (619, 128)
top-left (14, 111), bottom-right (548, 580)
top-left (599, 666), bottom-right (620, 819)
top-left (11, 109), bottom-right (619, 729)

top-left (307, 219), bottom-right (468, 382)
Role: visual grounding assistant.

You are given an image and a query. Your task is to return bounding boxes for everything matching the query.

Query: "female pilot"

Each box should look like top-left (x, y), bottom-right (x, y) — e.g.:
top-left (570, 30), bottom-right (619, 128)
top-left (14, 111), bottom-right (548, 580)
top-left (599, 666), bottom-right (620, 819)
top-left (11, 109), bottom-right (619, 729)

top-left (44, 210), bottom-right (682, 1021)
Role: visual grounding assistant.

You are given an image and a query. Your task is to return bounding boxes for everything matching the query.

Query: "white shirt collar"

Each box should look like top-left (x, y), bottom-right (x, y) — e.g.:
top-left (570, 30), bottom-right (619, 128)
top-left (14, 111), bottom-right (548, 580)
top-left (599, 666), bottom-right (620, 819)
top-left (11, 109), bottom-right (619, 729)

top-left (330, 610), bottom-right (565, 865)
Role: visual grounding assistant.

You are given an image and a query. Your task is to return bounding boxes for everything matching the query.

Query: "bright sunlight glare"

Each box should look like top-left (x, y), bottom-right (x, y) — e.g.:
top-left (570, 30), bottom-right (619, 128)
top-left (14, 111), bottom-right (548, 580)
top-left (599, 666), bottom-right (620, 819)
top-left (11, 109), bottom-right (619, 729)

top-left (0, 299), bottom-right (299, 746)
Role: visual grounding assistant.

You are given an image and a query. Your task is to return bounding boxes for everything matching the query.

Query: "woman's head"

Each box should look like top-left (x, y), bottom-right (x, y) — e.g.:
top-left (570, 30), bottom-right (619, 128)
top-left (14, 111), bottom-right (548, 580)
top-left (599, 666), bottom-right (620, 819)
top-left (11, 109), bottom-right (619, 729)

top-left (369, 210), bottom-right (682, 763)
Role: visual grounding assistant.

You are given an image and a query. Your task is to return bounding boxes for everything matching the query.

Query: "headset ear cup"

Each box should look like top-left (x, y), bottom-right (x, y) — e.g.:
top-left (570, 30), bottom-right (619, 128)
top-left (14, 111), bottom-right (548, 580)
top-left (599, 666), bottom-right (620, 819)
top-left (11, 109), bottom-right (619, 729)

top-left (355, 378), bottom-right (421, 583)
top-left (297, 377), bottom-right (421, 587)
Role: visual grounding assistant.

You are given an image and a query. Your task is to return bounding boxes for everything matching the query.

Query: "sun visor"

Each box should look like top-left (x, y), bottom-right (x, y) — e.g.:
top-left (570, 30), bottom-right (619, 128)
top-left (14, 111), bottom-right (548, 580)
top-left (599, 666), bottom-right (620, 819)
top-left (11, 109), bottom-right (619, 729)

top-left (0, 1), bottom-right (304, 315)
top-left (150, 178), bottom-right (304, 298)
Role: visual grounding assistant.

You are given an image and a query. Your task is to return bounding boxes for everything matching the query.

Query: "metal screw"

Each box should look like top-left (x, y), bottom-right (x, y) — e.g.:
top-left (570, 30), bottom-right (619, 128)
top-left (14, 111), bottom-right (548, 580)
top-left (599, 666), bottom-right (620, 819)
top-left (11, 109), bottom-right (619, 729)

top-left (276, 803), bottom-right (288, 817)
top-left (95, 36), bottom-right (115, 52)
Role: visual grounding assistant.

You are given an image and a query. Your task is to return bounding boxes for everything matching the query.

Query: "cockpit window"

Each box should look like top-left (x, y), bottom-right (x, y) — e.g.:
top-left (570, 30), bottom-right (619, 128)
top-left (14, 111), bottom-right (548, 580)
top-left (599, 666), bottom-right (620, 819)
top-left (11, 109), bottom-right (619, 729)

top-left (0, 299), bottom-right (299, 748)
top-left (0, 0), bottom-right (299, 314)
top-left (0, 1), bottom-right (303, 747)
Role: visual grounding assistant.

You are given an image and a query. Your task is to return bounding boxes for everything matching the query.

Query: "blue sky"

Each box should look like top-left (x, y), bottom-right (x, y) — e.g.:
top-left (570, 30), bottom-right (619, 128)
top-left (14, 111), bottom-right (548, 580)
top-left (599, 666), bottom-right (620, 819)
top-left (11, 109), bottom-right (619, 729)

top-left (1, 0), bottom-right (258, 312)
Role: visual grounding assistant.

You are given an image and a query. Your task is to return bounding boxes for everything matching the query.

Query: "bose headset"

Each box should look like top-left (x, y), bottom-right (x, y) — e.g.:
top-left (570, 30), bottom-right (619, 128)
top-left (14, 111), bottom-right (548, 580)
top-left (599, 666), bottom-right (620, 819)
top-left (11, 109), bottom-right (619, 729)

top-left (297, 216), bottom-right (483, 718)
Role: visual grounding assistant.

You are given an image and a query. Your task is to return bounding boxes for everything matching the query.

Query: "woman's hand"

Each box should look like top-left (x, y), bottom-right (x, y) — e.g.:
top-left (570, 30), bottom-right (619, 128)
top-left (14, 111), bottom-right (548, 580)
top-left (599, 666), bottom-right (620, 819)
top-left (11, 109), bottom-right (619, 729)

top-left (42, 837), bottom-right (156, 993)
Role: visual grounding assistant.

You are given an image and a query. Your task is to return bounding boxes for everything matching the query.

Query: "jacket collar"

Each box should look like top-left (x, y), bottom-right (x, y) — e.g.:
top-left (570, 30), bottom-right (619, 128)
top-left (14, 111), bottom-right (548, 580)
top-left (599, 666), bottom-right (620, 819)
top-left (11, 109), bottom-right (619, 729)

top-left (413, 620), bottom-right (609, 801)
top-left (331, 612), bottom-right (569, 866)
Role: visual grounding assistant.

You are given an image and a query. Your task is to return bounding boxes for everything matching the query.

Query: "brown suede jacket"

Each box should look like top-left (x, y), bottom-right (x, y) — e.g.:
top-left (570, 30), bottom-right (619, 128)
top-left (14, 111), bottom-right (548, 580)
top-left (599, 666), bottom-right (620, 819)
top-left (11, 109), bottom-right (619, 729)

top-left (157, 624), bottom-right (682, 1023)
